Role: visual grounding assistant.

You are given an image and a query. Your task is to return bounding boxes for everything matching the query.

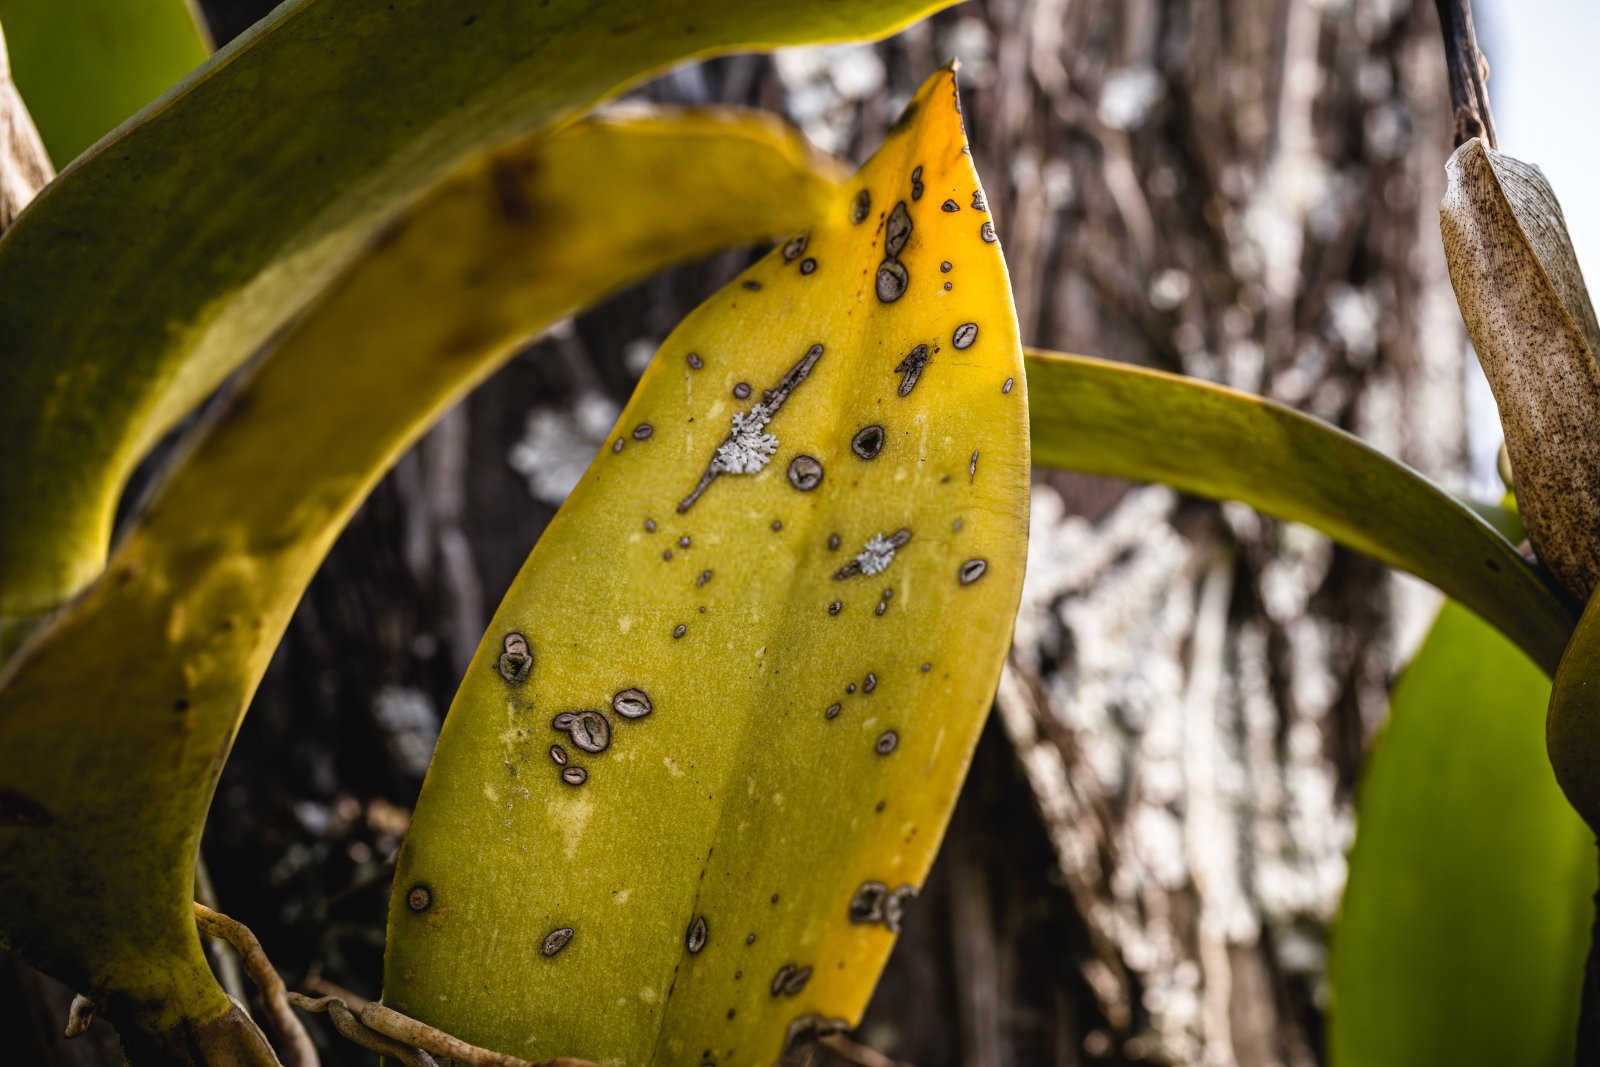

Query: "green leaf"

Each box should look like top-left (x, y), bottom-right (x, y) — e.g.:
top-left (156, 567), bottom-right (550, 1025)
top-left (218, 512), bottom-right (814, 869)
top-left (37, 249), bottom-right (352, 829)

top-left (0, 108), bottom-right (841, 1057)
top-left (0, 0), bottom-right (954, 621)
top-left (384, 69), bottom-right (1029, 1065)
top-left (1023, 347), bottom-right (1574, 675)
top-left (0, 0), bottom-right (209, 165)
top-left (1547, 581), bottom-right (1600, 835)
top-left (1328, 602), bottom-right (1592, 1067)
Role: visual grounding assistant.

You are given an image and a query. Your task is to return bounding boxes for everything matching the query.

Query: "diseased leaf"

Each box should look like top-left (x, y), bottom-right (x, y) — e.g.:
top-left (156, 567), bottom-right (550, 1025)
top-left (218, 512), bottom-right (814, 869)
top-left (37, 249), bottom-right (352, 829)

top-left (1023, 347), bottom-right (1574, 674)
top-left (1441, 139), bottom-right (1600, 603)
top-left (0, 0), bottom-right (954, 622)
top-left (0, 0), bottom-right (209, 164)
top-left (384, 69), bottom-right (1028, 1066)
top-left (0, 109), bottom-right (840, 1056)
top-left (1329, 602), bottom-right (1592, 1067)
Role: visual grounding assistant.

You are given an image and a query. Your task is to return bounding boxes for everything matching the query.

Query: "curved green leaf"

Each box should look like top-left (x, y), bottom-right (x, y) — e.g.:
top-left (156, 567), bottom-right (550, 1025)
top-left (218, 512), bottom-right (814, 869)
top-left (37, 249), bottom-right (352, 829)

top-left (0, 0), bottom-right (952, 620)
top-left (1023, 348), bottom-right (1574, 674)
top-left (0, 0), bottom-right (208, 165)
top-left (0, 108), bottom-right (840, 1057)
top-left (1548, 580), bottom-right (1600, 835)
top-left (1329, 602), bottom-right (1592, 1067)
top-left (385, 69), bottom-right (1029, 1065)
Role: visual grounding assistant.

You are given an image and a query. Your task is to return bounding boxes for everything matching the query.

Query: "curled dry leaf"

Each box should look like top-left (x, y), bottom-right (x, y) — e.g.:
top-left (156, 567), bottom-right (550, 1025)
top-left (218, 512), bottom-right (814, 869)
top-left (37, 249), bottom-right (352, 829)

top-left (1440, 138), bottom-right (1600, 603)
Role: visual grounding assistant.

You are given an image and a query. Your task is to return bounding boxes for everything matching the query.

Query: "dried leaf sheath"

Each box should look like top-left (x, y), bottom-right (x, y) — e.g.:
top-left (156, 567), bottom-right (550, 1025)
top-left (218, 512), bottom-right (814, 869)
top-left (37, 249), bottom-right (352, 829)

top-left (384, 68), bottom-right (1029, 1066)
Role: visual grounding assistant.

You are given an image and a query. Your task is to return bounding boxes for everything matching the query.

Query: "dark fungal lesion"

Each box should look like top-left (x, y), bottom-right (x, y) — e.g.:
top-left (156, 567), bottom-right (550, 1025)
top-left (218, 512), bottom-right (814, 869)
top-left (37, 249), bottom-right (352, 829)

top-left (874, 730), bottom-right (899, 756)
top-left (686, 914), bottom-right (709, 955)
top-left (910, 164), bottom-right (925, 201)
top-left (876, 200), bottom-right (914, 303)
top-left (850, 424), bottom-right (885, 459)
top-left (952, 322), bottom-right (978, 349)
top-left (540, 927), bottom-right (575, 956)
top-left (895, 344), bottom-right (930, 396)
top-left (851, 188), bottom-right (871, 224)
top-left (496, 632), bottom-right (532, 685)
top-left (941, 198), bottom-right (960, 212)
top-left (405, 883), bottom-right (433, 913)
top-left (769, 963), bottom-right (813, 998)
top-left (786, 454), bottom-right (824, 491)
top-left (781, 234), bottom-right (807, 262)
top-left (612, 687), bottom-right (652, 719)
top-left (959, 558), bottom-right (989, 585)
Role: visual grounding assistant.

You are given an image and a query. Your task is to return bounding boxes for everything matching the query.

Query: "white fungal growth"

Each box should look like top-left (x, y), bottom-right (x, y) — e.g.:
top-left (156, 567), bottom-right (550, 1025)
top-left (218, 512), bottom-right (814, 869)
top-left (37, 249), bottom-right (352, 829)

top-left (712, 407), bottom-right (780, 474)
top-left (856, 533), bottom-right (898, 575)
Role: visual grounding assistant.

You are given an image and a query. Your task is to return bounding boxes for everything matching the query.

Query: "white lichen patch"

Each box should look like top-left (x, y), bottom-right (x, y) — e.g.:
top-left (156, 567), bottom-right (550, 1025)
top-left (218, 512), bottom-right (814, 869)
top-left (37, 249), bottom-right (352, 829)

top-left (855, 533), bottom-right (899, 575)
top-left (711, 407), bottom-right (779, 474)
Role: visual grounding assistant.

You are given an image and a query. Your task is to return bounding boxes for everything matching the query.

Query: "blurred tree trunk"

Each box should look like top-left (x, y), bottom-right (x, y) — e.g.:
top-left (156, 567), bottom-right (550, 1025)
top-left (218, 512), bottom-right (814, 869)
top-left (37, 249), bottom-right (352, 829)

top-left (156, 2), bottom-right (1467, 1067)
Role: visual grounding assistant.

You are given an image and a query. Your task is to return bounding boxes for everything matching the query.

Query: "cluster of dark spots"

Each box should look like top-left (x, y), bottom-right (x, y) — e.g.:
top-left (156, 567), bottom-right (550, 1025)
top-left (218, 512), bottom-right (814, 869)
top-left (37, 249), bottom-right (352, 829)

top-left (770, 964), bottom-right (813, 997)
top-left (497, 632), bottom-right (532, 685)
top-left (541, 927), bottom-right (574, 956)
top-left (980, 220), bottom-right (997, 243)
top-left (673, 623), bottom-right (688, 639)
top-left (686, 915), bottom-right (709, 954)
top-left (875, 730), bottom-right (899, 756)
top-left (941, 198), bottom-right (960, 212)
top-left (910, 165), bottom-right (925, 201)
top-left (972, 189), bottom-right (987, 211)
top-left (863, 672), bottom-right (878, 693)
top-left (553, 710), bottom-right (610, 754)
top-left (405, 883), bottom-right (433, 913)
top-left (697, 569), bottom-right (713, 587)
top-left (732, 381), bottom-right (751, 399)
top-left (561, 765), bottom-right (588, 786)
top-left (825, 702), bottom-right (842, 720)
top-left (612, 688), bottom-right (653, 719)
top-left (686, 351), bottom-right (704, 370)
top-left (800, 257), bottom-right (817, 275)
top-left (632, 423), bottom-right (654, 441)
top-left (782, 235), bottom-right (808, 262)
top-left (787, 454), bottom-right (824, 491)
top-left (959, 558), bottom-right (989, 585)
top-left (848, 882), bottom-right (915, 932)
top-left (851, 424), bottom-right (885, 460)
top-left (848, 881), bottom-right (887, 923)
top-left (784, 1015), bottom-right (850, 1053)
top-left (827, 600), bottom-right (843, 616)
top-left (852, 188), bottom-right (872, 224)
top-left (953, 322), bottom-right (978, 349)
top-left (895, 344), bottom-right (930, 396)
top-left (877, 200), bottom-right (914, 303)
top-left (1002, 377), bottom-right (1015, 394)
top-left (550, 744), bottom-right (567, 766)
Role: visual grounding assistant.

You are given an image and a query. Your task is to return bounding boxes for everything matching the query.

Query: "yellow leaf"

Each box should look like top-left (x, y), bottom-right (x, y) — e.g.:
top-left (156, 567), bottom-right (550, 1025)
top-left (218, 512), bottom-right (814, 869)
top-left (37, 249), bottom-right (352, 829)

top-left (0, 109), bottom-right (840, 1058)
top-left (384, 67), bottom-right (1029, 1066)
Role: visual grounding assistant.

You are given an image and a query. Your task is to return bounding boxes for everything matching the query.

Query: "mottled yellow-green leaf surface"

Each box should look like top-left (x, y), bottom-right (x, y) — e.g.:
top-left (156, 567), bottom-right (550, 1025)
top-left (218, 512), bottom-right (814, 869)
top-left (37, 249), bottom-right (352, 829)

top-left (0, 110), bottom-right (839, 1060)
top-left (0, 0), bottom-right (954, 623)
top-left (386, 69), bottom-right (1028, 1066)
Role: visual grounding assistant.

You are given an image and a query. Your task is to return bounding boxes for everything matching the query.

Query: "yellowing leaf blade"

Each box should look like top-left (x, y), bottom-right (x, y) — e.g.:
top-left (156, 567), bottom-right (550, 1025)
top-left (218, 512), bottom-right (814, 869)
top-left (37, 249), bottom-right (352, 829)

top-left (0, 109), bottom-right (841, 1055)
top-left (384, 69), bottom-right (1028, 1066)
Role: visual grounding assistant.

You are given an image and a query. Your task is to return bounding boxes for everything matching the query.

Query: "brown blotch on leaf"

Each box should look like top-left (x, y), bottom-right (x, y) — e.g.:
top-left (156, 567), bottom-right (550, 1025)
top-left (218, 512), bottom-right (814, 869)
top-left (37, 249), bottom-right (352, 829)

top-left (886, 202), bottom-right (913, 258)
top-left (787, 454), bottom-right (824, 491)
top-left (497, 632), bottom-right (532, 685)
top-left (612, 688), bottom-right (653, 719)
top-left (941, 199), bottom-right (960, 212)
top-left (561, 766), bottom-right (588, 787)
top-left (406, 883), bottom-right (433, 913)
top-left (875, 259), bottom-right (909, 303)
top-left (953, 322), bottom-right (978, 349)
top-left (895, 344), bottom-right (930, 396)
top-left (852, 188), bottom-right (871, 224)
top-left (851, 424), bottom-right (885, 460)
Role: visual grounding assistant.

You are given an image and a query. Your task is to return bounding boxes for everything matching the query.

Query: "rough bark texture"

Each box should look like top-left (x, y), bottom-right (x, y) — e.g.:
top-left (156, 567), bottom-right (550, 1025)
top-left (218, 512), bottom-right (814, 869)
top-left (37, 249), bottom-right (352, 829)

top-left (3, 1), bottom-right (1465, 1064)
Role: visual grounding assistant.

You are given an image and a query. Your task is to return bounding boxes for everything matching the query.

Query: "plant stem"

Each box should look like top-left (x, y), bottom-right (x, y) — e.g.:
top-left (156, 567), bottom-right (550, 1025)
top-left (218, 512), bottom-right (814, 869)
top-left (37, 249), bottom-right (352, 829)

top-left (1433, 0), bottom-right (1498, 148)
